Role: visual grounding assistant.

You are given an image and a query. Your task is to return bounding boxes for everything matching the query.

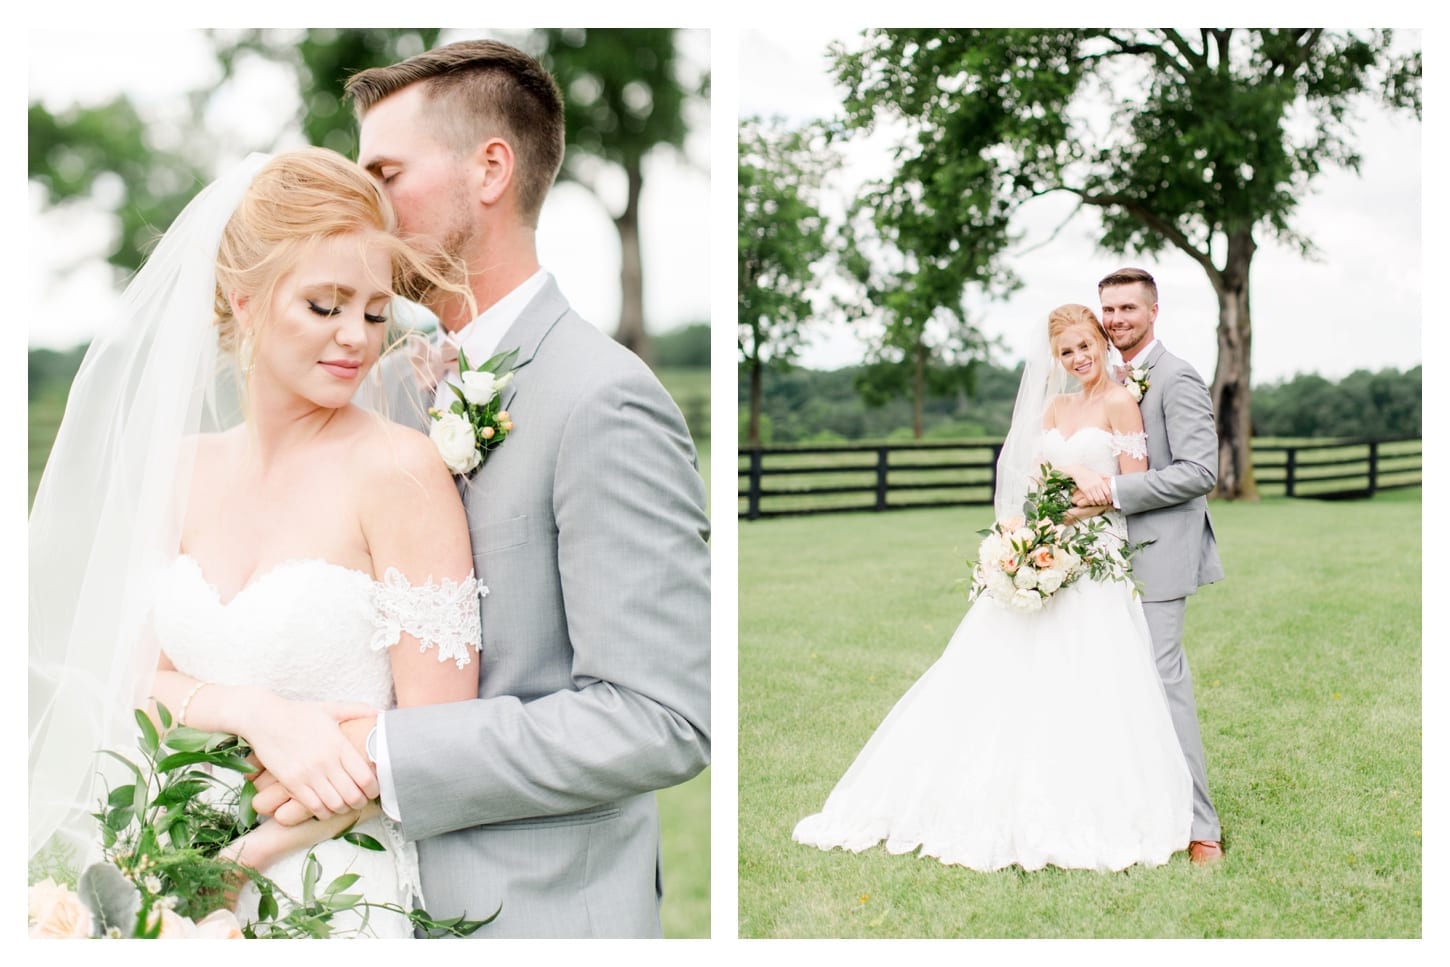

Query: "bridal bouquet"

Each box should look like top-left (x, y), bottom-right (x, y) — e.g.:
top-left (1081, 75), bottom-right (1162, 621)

top-left (968, 463), bottom-right (1145, 612)
top-left (430, 347), bottom-right (519, 477)
top-left (27, 706), bottom-right (490, 939)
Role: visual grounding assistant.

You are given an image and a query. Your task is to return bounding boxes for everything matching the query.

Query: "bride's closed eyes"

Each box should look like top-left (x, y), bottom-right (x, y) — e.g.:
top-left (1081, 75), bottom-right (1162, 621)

top-left (307, 299), bottom-right (390, 324)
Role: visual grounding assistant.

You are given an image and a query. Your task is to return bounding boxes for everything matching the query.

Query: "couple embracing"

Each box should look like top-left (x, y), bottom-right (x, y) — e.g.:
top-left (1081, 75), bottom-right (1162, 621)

top-left (29, 40), bottom-right (709, 938)
top-left (794, 268), bottom-right (1225, 872)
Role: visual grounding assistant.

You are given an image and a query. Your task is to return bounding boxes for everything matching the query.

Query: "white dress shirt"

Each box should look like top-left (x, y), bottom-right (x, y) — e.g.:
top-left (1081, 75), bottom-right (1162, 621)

top-left (373, 267), bottom-right (549, 821)
top-left (1108, 338), bottom-right (1158, 508)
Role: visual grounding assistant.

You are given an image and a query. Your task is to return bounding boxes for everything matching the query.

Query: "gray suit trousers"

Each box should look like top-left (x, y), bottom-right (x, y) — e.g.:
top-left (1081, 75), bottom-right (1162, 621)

top-left (1141, 598), bottom-right (1220, 843)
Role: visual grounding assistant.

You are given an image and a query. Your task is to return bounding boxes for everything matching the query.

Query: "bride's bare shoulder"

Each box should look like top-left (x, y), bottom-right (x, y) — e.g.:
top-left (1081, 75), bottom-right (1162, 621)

top-left (347, 410), bottom-right (454, 498)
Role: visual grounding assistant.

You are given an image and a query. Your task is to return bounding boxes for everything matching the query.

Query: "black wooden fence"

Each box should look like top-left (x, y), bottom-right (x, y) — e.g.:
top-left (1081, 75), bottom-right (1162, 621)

top-left (738, 436), bottom-right (1421, 519)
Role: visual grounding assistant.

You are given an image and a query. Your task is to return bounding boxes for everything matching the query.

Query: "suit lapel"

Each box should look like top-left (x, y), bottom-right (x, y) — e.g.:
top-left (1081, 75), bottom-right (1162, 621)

top-left (494, 276), bottom-right (571, 413)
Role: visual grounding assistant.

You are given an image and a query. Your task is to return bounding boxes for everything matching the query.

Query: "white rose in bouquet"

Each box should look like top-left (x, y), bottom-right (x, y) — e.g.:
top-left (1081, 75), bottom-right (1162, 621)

top-left (1037, 567), bottom-right (1066, 594)
top-left (1013, 566), bottom-right (1038, 590)
top-left (1010, 588), bottom-right (1044, 612)
top-left (987, 568), bottom-right (1015, 599)
top-left (978, 532), bottom-right (1006, 563)
top-left (430, 411), bottom-right (481, 475)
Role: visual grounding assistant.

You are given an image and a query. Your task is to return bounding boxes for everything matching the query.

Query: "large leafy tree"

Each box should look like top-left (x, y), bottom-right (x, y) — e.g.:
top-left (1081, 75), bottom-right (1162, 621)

top-left (28, 29), bottom-right (442, 280)
top-left (532, 28), bottom-right (707, 362)
top-left (738, 118), bottom-right (834, 447)
top-left (841, 167), bottom-right (1020, 437)
top-left (834, 98), bottom-right (1019, 440)
top-left (834, 28), bottom-right (1420, 498)
top-left (30, 28), bottom-right (704, 366)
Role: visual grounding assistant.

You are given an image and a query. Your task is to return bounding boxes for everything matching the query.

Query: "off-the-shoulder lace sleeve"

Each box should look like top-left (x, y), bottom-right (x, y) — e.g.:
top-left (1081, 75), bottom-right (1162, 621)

top-left (1110, 431), bottom-right (1149, 460)
top-left (369, 568), bottom-right (487, 669)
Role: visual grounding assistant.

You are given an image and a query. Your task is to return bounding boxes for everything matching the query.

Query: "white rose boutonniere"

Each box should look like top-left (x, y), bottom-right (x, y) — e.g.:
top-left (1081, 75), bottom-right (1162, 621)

top-left (1123, 365), bottom-right (1151, 402)
top-left (430, 347), bottom-right (520, 479)
top-left (430, 411), bottom-right (482, 475)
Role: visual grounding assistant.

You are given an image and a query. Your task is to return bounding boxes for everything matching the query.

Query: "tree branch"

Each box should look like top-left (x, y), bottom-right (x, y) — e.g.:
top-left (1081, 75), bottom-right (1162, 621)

top-left (1076, 189), bottom-right (1221, 284)
top-left (1159, 29), bottom-right (1207, 72)
top-left (1095, 29), bottom-right (1192, 82)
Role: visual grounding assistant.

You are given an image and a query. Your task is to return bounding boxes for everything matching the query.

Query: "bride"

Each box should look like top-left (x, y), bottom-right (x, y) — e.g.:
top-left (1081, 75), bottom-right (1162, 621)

top-left (793, 303), bottom-right (1192, 872)
top-left (29, 149), bottom-right (483, 935)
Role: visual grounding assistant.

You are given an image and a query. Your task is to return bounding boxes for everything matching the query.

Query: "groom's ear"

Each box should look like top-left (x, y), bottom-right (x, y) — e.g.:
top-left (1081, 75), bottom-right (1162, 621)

top-left (475, 137), bottom-right (515, 208)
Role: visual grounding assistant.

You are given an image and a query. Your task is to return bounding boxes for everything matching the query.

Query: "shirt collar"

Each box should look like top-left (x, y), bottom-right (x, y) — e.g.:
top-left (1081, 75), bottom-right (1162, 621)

top-left (443, 268), bottom-right (550, 364)
top-left (1122, 338), bottom-right (1159, 366)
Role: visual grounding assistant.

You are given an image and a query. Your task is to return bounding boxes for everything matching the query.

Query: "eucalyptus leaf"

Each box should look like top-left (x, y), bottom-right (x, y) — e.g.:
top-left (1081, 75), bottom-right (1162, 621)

top-left (78, 862), bottom-right (140, 936)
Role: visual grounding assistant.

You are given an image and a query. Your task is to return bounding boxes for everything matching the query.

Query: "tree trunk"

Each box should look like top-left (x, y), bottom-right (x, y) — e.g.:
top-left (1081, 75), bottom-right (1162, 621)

top-left (1208, 233), bottom-right (1259, 500)
top-left (912, 339), bottom-right (925, 439)
top-left (612, 160), bottom-right (649, 363)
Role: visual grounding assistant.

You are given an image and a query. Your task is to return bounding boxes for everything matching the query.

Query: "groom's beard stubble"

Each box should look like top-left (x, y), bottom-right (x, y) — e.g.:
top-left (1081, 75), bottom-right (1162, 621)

top-left (397, 217), bottom-right (479, 312)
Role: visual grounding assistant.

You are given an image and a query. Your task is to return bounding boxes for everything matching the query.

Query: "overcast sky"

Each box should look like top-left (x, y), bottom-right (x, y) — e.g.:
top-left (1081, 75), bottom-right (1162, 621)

top-left (26, 27), bottom-right (710, 351)
top-left (739, 28), bottom-right (1423, 386)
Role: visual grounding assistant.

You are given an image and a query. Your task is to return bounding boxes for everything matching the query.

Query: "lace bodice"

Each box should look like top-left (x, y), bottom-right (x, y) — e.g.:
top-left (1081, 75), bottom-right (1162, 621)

top-left (1040, 426), bottom-right (1140, 542)
top-left (152, 556), bottom-right (484, 707)
top-left (1041, 425), bottom-right (1146, 476)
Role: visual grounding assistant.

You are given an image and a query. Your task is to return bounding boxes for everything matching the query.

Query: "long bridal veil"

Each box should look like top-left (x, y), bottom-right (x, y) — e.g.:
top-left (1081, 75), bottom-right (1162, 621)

top-left (28, 154), bottom-right (270, 864)
top-left (993, 332), bottom-right (1070, 520)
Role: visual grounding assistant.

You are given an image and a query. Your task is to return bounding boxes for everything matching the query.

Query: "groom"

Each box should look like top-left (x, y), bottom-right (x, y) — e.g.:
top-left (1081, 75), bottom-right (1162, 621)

top-left (260, 40), bottom-right (710, 936)
top-left (1083, 267), bottom-right (1225, 865)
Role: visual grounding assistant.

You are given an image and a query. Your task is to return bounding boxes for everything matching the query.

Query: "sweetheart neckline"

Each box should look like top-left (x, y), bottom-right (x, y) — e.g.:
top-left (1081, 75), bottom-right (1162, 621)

top-left (1045, 425), bottom-right (1114, 443)
top-left (175, 554), bottom-right (372, 608)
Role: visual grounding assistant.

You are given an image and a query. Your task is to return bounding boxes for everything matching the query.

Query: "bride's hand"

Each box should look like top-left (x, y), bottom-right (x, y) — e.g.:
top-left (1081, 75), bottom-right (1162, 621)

top-left (239, 696), bottom-right (379, 819)
top-left (1067, 466), bottom-right (1111, 506)
top-left (221, 802), bottom-right (383, 880)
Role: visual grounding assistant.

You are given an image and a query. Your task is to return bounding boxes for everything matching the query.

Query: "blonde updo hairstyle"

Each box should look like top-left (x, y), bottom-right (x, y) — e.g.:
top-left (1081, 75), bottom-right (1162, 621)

top-left (1047, 303), bottom-right (1110, 383)
top-left (212, 147), bottom-right (469, 378)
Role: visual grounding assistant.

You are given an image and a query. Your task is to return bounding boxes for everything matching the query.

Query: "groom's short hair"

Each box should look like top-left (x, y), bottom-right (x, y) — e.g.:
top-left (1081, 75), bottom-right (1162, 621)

top-left (1097, 267), bottom-right (1158, 304)
top-left (345, 40), bottom-right (565, 224)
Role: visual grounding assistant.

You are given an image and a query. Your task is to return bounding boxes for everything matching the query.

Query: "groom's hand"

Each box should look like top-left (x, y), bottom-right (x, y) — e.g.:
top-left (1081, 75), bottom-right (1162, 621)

top-left (253, 714), bottom-right (378, 826)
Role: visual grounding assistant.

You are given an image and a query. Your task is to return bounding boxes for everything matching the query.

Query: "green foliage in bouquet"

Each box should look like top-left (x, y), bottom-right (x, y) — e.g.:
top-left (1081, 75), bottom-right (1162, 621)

top-left (967, 463), bottom-right (1151, 610)
top-left (52, 704), bottom-right (496, 938)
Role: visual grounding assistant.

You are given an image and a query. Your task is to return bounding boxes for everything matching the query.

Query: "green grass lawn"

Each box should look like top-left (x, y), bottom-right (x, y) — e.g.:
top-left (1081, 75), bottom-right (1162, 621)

top-left (738, 490), bottom-right (1421, 938)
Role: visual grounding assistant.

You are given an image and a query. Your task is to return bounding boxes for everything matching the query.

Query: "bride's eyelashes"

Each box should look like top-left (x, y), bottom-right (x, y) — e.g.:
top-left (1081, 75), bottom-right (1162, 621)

top-left (306, 299), bottom-right (389, 325)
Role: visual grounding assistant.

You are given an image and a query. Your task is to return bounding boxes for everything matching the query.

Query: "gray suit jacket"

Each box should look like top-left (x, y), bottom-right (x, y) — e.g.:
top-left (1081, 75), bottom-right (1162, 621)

top-left (379, 278), bottom-right (710, 937)
top-left (1114, 342), bottom-right (1225, 602)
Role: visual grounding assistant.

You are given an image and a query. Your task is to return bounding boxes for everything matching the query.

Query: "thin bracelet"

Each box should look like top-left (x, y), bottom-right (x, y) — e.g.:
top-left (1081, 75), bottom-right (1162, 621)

top-left (178, 680), bottom-right (211, 726)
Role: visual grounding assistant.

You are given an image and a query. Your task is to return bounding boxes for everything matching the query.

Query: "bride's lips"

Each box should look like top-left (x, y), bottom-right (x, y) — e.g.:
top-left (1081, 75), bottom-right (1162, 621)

top-left (319, 359), bottom-right (362, 379)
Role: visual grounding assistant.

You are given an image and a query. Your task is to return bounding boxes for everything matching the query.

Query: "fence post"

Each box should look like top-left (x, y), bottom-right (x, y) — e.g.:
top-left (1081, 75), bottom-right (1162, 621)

top-left (875, 446), bottom-right (889, 512)
top-left (990, 443), bottom-right (1002, 507)
top-left (747, 448), bottom-right (763, 520)
top-left (1284, 446), bottom-right (1296, 498)
top-left (1367, 440), bottom-right (1379, 496)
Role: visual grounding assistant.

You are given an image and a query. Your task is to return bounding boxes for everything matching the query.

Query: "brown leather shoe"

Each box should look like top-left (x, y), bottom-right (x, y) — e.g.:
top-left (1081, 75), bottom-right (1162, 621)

top-left (1189, 840), bottom-right (1224, 865)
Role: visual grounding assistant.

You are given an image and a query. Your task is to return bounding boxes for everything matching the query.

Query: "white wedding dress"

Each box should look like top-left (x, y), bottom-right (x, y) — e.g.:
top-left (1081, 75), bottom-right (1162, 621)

top-left (793, 427), bottom-right (1192, 872)
top-left (151, 554), bottom-right (482, 936)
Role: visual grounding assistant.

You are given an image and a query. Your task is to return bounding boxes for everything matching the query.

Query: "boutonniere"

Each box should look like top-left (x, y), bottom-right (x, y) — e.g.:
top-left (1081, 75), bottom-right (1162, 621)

top-left (428, 347), bottom-right (519, 477)
top-left (1122, 365), bottom-right (1151, 402)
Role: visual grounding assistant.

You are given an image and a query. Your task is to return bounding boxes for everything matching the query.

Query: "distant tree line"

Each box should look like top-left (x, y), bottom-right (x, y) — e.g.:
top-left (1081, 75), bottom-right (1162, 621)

top-left (29, 322), bottom-right (707, 407)
top-left (738, 362), bottom-right (1421, 447)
